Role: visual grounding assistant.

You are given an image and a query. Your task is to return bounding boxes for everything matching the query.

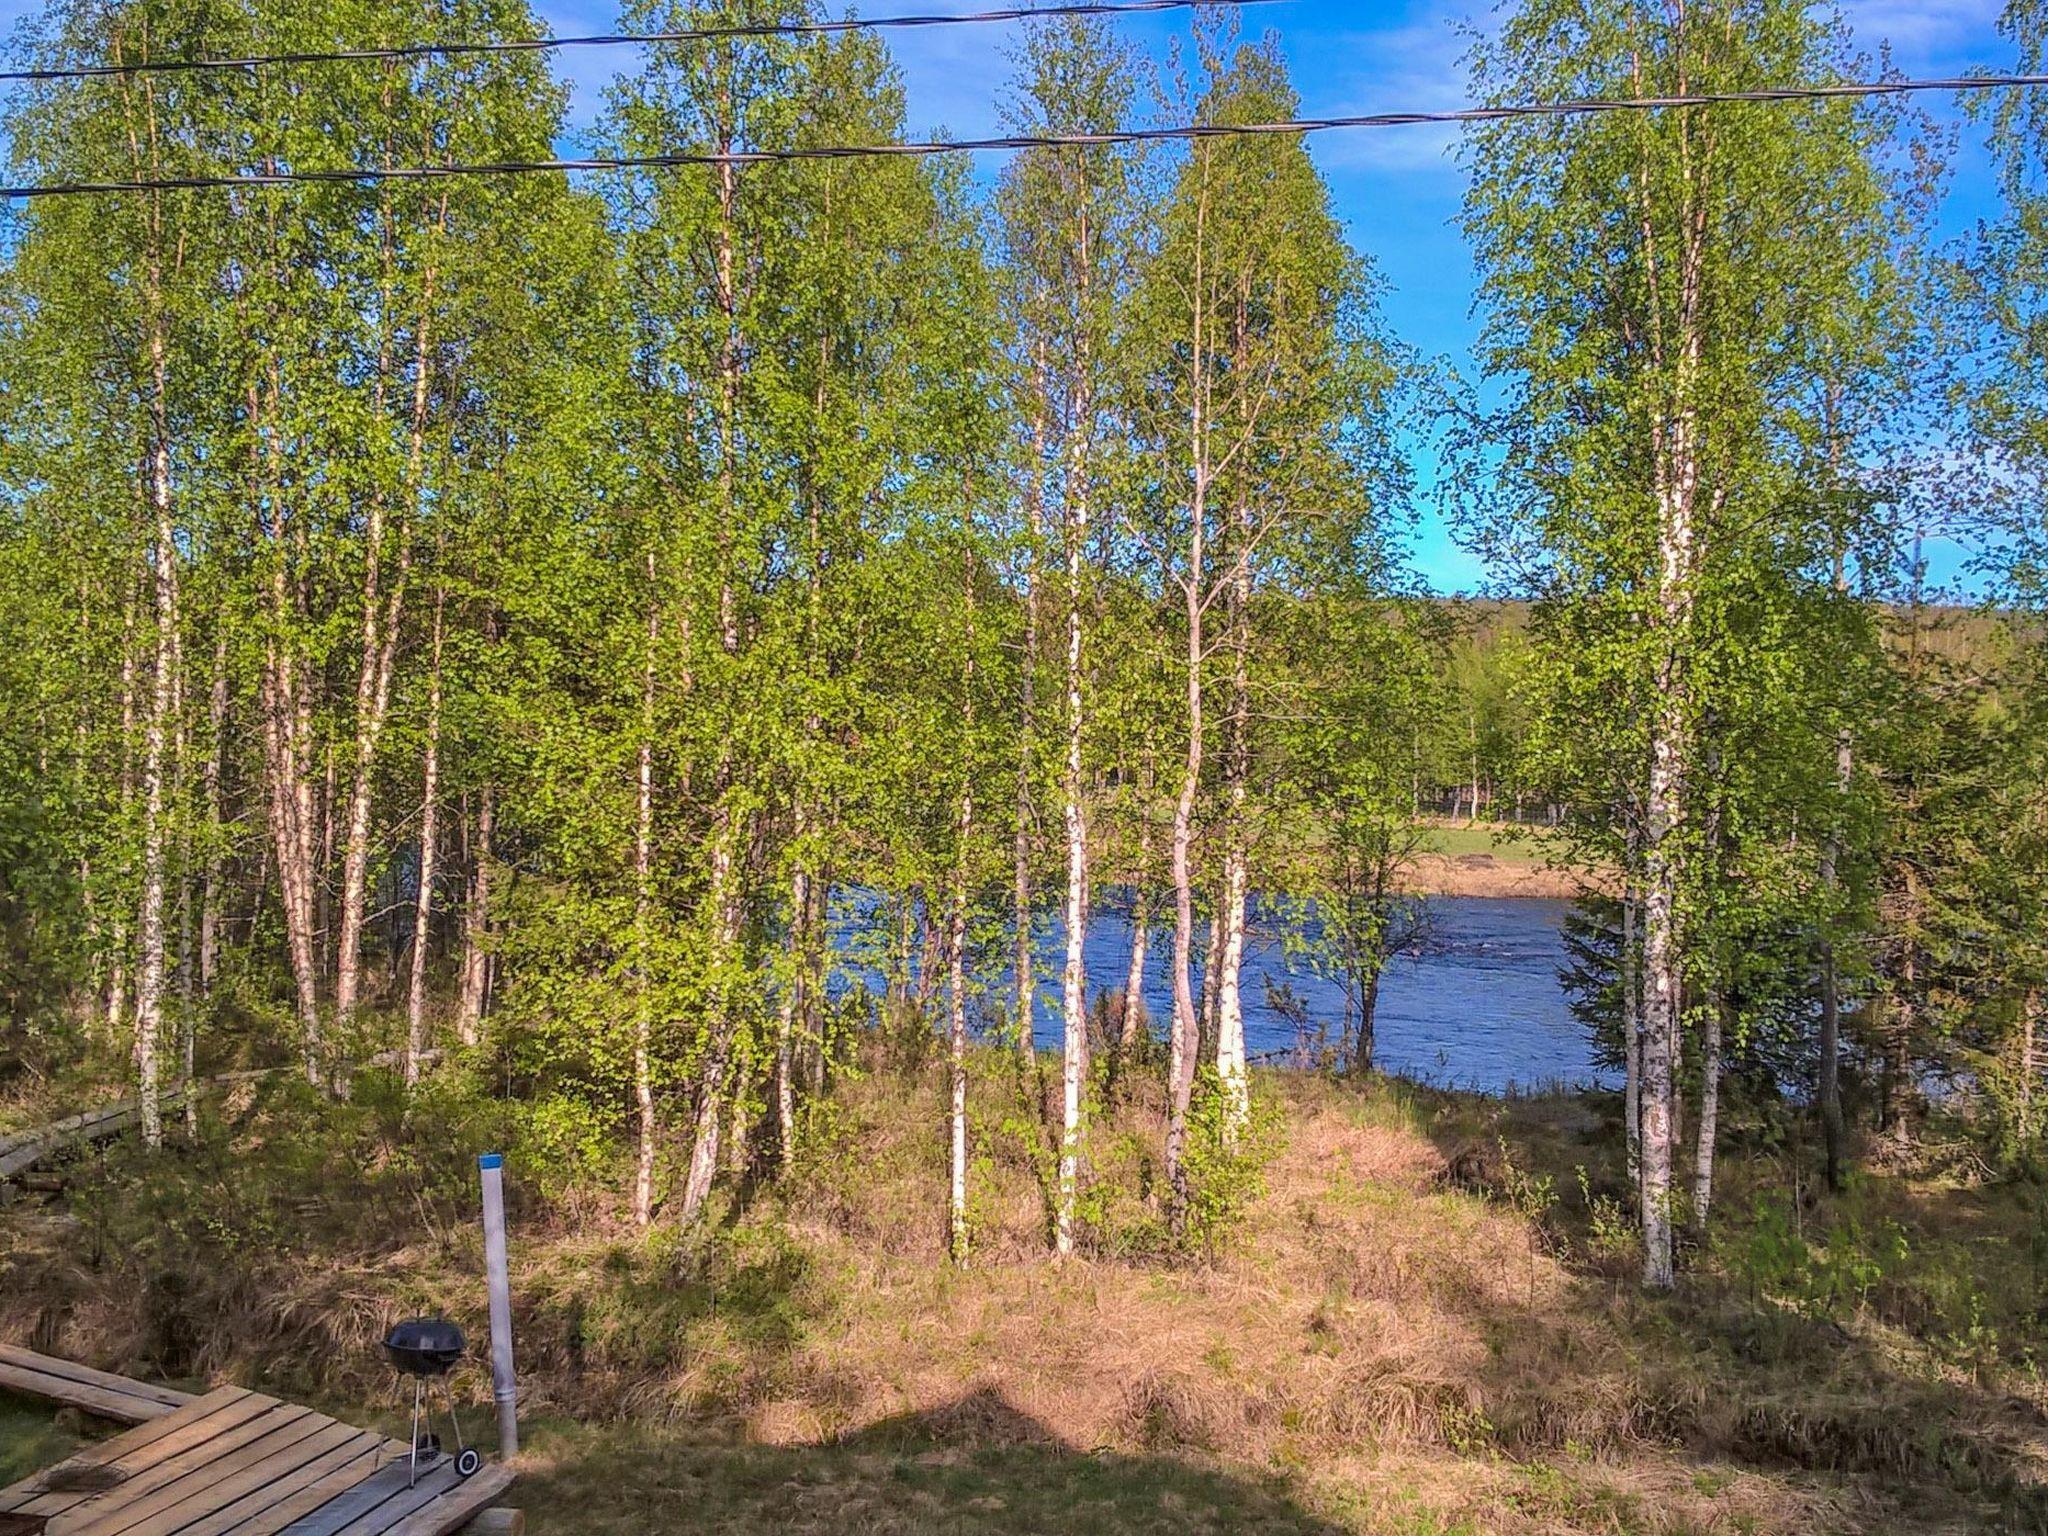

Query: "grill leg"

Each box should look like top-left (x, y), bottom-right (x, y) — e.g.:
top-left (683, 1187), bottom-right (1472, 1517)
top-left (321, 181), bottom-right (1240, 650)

top-left (409, 1377), bottom-right (424, 1489)
top-left (441, 1377), bottom-right (466, 1456)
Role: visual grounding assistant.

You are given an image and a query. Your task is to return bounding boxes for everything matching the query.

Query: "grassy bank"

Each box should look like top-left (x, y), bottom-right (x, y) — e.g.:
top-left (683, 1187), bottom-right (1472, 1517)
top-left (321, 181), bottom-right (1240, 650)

top-left (2, 1057), bottom-right (2044, 1533)
top-left (1398, 822), bottom-right (1602, 899)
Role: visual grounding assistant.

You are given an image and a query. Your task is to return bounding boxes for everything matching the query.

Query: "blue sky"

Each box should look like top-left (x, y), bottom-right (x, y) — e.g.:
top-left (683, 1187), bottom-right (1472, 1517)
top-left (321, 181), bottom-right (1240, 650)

top-left (0, 0), bottom-right (2021, 590)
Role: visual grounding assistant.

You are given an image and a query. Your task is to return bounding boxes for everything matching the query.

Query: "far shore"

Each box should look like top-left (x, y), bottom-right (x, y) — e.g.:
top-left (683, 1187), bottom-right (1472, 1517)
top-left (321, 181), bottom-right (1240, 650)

top-left (1393, 821), bottom-right (1614, 899)
top-left (1394, 851), bottom-right (1609, 899)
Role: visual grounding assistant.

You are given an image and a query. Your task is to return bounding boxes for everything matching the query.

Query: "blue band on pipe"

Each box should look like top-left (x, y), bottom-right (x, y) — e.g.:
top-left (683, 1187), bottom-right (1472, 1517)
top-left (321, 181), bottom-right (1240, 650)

top-left (479, 1153), bottom-right (503, 1170)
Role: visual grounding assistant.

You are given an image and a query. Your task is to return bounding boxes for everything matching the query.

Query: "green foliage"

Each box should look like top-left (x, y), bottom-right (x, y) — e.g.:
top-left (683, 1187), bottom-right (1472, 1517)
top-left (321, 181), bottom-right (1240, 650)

top-left (1716, 1191), bottom-right (1910, 1325)
top-left (1174, 1069), bottom-right (1284, 1258)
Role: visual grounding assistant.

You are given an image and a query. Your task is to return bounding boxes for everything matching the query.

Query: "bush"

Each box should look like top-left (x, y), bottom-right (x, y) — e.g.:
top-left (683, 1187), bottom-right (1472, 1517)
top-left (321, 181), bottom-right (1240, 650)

top-left (1175, 1069), bottom-right (1285, 1258)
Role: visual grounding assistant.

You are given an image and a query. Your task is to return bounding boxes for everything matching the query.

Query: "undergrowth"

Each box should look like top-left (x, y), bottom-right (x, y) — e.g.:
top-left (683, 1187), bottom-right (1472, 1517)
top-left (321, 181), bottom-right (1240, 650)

top-left (3, 1048), bottom-right (2047, 1533)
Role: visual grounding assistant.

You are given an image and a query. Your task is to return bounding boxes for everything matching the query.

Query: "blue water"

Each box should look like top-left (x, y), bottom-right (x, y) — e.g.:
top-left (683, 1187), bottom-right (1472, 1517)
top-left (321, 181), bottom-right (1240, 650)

top-left (834, 893), bottom-right (1605, 1096)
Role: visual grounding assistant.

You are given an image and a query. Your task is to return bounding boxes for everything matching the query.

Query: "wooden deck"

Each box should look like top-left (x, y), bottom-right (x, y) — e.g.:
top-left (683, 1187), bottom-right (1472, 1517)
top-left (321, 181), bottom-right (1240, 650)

top-left (0, 1354), bottom-right (513, 1536)
top-left (0, 1348), bottom-right (196, 1427)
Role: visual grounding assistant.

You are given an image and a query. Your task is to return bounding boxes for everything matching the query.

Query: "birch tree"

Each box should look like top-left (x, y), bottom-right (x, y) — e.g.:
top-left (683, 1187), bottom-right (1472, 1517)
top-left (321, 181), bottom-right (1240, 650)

top-left (996, 13), bottom-right (1143, 1254)
top-left (1465, 0), bottom-right (1918, 1286)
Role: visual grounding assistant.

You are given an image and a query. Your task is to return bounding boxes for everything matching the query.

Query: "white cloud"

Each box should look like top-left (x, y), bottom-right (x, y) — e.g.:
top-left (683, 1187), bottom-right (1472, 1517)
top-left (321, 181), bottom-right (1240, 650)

top-left (1299, 1), bottom-right (1484, 178)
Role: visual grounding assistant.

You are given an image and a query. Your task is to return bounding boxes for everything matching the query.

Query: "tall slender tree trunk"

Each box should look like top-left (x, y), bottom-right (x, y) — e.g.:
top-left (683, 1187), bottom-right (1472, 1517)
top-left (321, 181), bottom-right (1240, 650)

top-left (108, 593), bottom-right (136, 1050)
top-left (1817, 530), bottom-right (1851, 1190)
top-left (1214, 509), bottom-right (1252, 1137)
top-left (775, 860), bottom-right (808, 1177)
top-left (404, 587), bottom-right (445, 1087)
top-left (680, 152), bottom-right (748, 1230)
top-left (1622, 883), bottom-right (1641, 1186)
top-left (1165, 553), bottom-right (1206, 1229)
top-left (1054, 188), bottom-right (1097, 1259)
top-left (131, 149), bottom-right (178, 1150)
top-left (1640, 692), bottom-right (1684, 1289)
top-left (135, 368), bottom-right (176, 1152)
top-left (1199, 913), bottom-right (1222, 1064)
top-left (198, 630), bottom-right (227, 999)
top-left (633, 574), bottom-right (659, 1229)
top-left (250, 332), bottom-right (324, 1081)
top-left (679, 812), bottom-right (739, 1225)
top-left (1014, 348), bottom-right (1048, 1058)
top-left (1633, 82), bottom-right (1704, 1292)
top-left (1056, 400), bottom-right (1091, 1259)
top-left (948, 550), bottom-right (978, 1264)
top-left (334, 212), bottom-right (443, 1073)
top-left (1120, 885), bottom-right (1150, 1057)
top-left (1692, 988), bottom-right (1727, 1231)
top-left (457, 783), bottom-right (493, 1039)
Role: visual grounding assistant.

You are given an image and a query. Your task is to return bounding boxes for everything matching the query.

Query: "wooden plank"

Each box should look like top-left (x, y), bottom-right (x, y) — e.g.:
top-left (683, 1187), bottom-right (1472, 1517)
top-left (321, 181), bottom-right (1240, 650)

top-left (323, 1464), bottom-right (467, 1536)
top-left (0, 1389), bottom-right (254, 1514)
top-left (0, 1108), bottom-right (146, 1182)
top-left (18, 1403), bottom-right (300, 1520)
top-left (143, 1435), bottom-right (386, 1536)
top-left (1, 1394), bottom-right (268, 1519)
top-left (70, 1417), bottom-right (362, 1536)
top-left (275, 1464), bottom-right (452, 1536)
top-left (375, 1469), bottom-right (513, 1536)
top-left (57, 1396), bottom-right (276, 1489)
top-left (2, 1057), bottom-right (432, 1189)
top-left (209, 1450), bottom-right (388, 1536)
top-left (0, 1349), bottom-right (195, 1412)
top-left (0, 1366), bottom-right (174, 1429)
top-left (0, 1104), bottom-right (131, 1159)
top-left (455, 1509), bottom-right (519, 1536)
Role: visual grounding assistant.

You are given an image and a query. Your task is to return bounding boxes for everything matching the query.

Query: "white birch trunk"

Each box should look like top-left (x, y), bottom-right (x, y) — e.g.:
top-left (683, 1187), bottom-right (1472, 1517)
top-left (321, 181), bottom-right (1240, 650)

top-left (633, 582), bottom-right (658, 1228)
top-left (1214, 519), bottom-right (1252, 1136)
top-left (1199, 911), bottom-right (1222, 1063)
top-left (198, 630), bottom-right (227, 999)
top-left (775, 863), bottom-right (807, 1177)
top-left (135, 330), bottom-right (177, 1152)
top-left (678, 152), bottom-right (749, 1230)
top-left (1165, 571), bottom-right (1204, 1227)
top-left (1693, 990), bottom-right (1725, 1231)
top-left (678, 815), bottom-right (738, 1226)
top-left (1014, 352), bottom-right (1048, 1059)
top-left (109, 597), bottom-right (136, 1048)
top-left (1056, 481), bottom-right (1089, 1257)
top-left (949, 555), bottom-right (978, 1263)
top-left (1055, 204), bottom-right (1095, 1256)
top-left (1120, 886), bottom-right (1149, 1055)
top-left (1622, 885), bottom-right (1641, 1187)
top-left (457, 784), bottom-right (493, 1040)
top-left (403, 589), bottom-right (444, 1087)
top-left (335, 235), bottom-right (442, 1067)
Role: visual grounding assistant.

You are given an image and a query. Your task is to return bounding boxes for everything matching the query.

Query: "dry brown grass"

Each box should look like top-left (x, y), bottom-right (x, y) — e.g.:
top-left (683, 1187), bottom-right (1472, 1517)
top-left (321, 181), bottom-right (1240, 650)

top-left (3, 1061), bottom-right (2045, 1533)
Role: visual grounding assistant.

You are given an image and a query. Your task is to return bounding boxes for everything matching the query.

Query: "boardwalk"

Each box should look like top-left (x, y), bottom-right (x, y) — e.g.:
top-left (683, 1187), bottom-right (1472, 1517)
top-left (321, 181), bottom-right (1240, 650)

top-left (0, 1351), bottom-right (512, 1536)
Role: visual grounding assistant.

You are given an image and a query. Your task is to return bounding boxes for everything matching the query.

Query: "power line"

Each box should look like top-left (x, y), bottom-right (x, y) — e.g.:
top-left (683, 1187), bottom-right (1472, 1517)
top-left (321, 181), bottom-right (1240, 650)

top-left (0, 0), bottom-right (1282, 84)
top-left (5, 71), bottom-right (2044, 201)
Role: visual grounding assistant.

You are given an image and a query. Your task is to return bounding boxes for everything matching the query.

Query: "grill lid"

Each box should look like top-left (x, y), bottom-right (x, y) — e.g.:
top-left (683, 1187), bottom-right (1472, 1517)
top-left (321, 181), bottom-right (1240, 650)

top-left (383, 1316), bottom-right (467, 1374)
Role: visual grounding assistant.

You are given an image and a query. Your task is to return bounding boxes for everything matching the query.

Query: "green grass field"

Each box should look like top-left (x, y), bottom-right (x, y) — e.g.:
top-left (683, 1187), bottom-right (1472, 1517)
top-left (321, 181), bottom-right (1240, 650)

top-left (1411, 822), bottom-right (1554, 862)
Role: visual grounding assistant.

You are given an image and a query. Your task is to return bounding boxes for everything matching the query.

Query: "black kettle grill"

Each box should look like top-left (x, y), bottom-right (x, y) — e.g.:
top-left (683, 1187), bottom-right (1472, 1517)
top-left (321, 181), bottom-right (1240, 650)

top-left (382, 1317), bottom-right (483, 1485)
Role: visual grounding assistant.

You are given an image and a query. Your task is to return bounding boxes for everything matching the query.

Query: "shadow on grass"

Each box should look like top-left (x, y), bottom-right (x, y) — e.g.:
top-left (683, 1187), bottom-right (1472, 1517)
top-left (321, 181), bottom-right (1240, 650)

top-left (516, 1386), bottom-right (1349, 1536)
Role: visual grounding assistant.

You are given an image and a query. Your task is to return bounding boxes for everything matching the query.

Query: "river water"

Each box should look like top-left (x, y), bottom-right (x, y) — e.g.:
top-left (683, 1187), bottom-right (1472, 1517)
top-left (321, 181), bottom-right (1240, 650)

top-left (841, 893), bottom-right (1607, 1096)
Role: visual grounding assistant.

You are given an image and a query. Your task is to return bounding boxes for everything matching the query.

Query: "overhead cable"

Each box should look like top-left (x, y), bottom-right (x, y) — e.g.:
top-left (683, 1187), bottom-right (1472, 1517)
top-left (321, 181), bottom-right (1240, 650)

top-left (6, 71), bottom-right (2043, 201)
top-left (0, 0), bottom-right (1282, 84)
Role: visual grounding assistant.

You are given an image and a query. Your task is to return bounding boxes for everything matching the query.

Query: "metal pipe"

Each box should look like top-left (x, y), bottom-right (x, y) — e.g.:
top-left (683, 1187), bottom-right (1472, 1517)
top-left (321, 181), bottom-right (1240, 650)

top-left (478, 1152), bottom-right (518, 1458)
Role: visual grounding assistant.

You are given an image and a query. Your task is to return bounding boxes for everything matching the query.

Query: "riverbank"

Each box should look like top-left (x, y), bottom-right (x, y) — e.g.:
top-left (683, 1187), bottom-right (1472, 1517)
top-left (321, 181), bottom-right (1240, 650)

top-left (1395, 823), bottom-right (1609, 899)
top-left (1, 1061), bottom-right (2042, 1533)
